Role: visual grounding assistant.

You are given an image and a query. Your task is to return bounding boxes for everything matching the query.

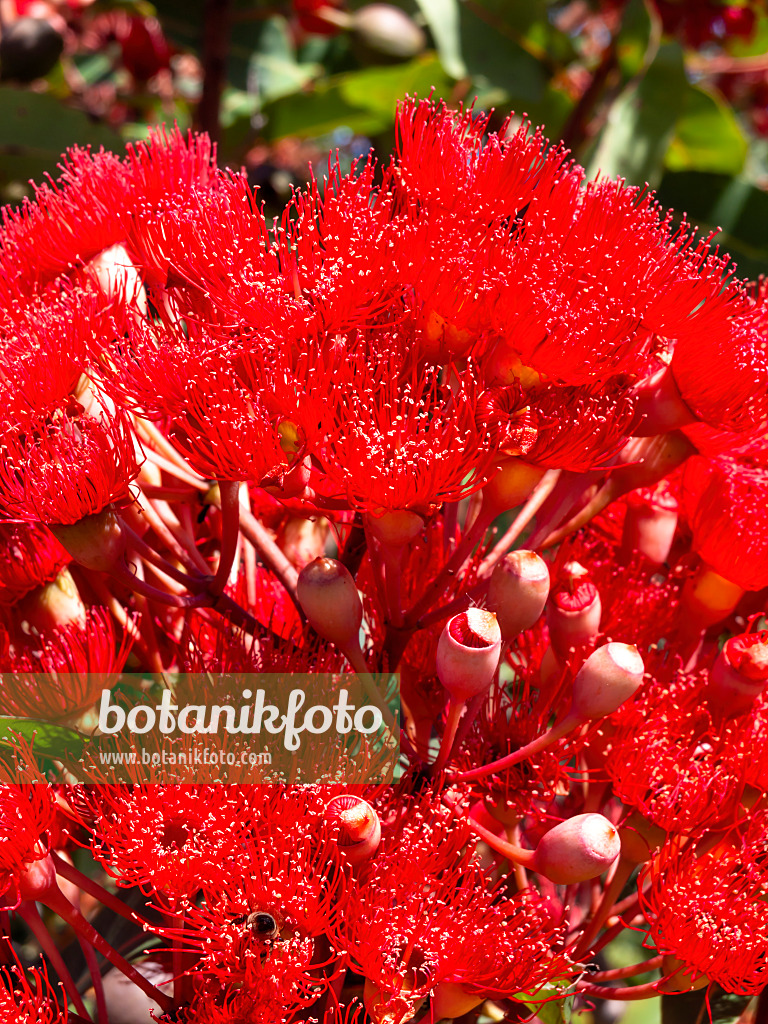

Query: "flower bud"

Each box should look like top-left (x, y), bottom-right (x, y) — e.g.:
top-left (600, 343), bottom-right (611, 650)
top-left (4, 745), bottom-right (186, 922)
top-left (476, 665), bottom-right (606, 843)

top-left (16, 567), bottom-right (87, 635)
top-left (570, 642), bottom-right (644, 721)
top-left (619, 811), bottom-right (666, 865)
top-left (325, 795), bottom-right (381, 865)
top-left (430, 983), bottom-right (483, 1021)
top-left (487, 550), bottom-right (550, 640)
top-left (657, 955), bottom-right (709, 995)
top-left (352, 4), bottom-right (426, 60)
top-left (705, 631), bottom-right (768, 717)
top-left (436, 609), bottom-right (502, 702)
top-left (681, 564), bottom-right (745, 630)
top-left (297, 557), bottom-right (363, 649)
top-left (50, 509), bottom-right (128, 574)
top-left (546, 562), bottom-right (601, 658)
top-left (621, 488), bottom-right (679, 564)
top-left (482, 457), bottom-right (546, 517)
top-left (365, 510), bottom-right (424, 548)
top-left (530, 813), bottom-right (620, 884)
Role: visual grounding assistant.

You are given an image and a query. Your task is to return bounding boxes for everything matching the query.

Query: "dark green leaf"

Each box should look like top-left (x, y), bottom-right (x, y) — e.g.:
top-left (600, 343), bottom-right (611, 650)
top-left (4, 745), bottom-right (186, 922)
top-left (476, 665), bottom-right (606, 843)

top-left (0, 86), bottom-right (121, 190)
top-left (261, 55), bottom-right (452, 140)
top-left (586, 42), bottom-right (687, 186)
top-left (413, 0), bottom-right (466, 79)
top-left (459, 2), bottom-right (547, 110)
top-left (665, 85), bottom-right (747, 176)
top-left (0, 717), bottom-right (86, 762)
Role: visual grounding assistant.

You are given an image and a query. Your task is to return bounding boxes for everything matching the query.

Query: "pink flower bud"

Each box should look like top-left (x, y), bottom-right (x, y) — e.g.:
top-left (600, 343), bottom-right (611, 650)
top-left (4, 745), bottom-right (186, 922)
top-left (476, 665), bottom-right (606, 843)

top-left (531, 813), bottom-right (620, 884)
top-left (705, 631), bottom-right (768, 717)
top-left (621, 488), bottom-right (679, 564)
top-left (546, 562), bottom-right (601, 658)
top-left (50, 509), bottom-right (128, 573)
top-left (487, 550), bottom-right (550, 640)
top-left (325, 795), bottom-right (381, 865)
top-left (570, 642), bottom-right (645, 721)
top-left (297, 557), bottom-right (363, 649)
top-left (436, 609), bottom-right (502, 702)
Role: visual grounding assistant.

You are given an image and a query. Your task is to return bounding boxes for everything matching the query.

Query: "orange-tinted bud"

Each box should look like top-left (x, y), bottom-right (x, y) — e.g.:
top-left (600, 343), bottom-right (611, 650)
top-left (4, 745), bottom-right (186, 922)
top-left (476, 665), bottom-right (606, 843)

top-left (531, 813), bottom-right (620, 884)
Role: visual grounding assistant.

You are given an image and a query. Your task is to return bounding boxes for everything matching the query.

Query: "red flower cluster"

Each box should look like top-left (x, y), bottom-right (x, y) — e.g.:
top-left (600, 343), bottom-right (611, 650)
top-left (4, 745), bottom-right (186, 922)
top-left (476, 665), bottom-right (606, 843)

top-left (0, 96), bottom-right (766, 1022)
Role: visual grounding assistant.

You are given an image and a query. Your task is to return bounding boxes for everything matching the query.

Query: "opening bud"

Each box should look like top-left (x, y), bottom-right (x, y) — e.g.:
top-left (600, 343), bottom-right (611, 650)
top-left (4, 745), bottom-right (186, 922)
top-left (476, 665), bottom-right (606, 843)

top-left (436, 609), bottom-right (502, 702)
top-left (705, 631), bottom-right (768, 717)
top-left (325, 795), bottom-right (381, 865)
top-left (487, 550), bottom-right (550, 640)
top-left (681, 565), bottom-right (745, 630)
top-left (365, 510), bottom-right (424, 548)
top-left (570, 642), bottom-right (645, 721)
top-left (530, 813), bottom-right (620, 884)
top-left (16, 567), bottom-right (86, 634)
top-left (482, 458), bottom-right (546, 518)
top-left (50, 508), bottom-right (128, 574)
top-left (430, 983), bottom-right (484, 1021)
top-left (546, 562), bottom-right (601, 658)
top-left (297, 557), bottom-right (363, 649)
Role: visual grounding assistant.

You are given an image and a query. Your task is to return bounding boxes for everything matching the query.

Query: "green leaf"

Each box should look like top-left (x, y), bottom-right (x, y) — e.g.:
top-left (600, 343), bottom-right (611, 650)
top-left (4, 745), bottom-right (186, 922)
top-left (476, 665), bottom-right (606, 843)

top-left (615, 0), bottom-right (658, 79)
top-left (514, 978), bottom-right (577, 1023)
top-left (0, 717), bottom-right (86, 762)
top-left (413, 0), bottom-right (466, 79)
top-left (586, 42), bottom-right (687, 186)
top-left (262, 55), bottom-right (452, 140)
top-left (459, 2), bottom-right (547, 110)
top-left (249, 15), bottom-right (320, 107)
top-left (656, 169), bottom-right (768, 279)
top-left (661, 985), bottom-right (753, 1024)
top-left (665, 86), bottom-right (747, 176)
top-left (0, 87), bottom-right (121, 190)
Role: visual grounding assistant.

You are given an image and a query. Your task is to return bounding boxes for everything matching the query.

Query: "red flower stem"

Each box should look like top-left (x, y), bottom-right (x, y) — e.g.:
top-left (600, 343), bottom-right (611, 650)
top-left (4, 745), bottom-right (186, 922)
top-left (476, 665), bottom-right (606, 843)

top-left (142, 450), bottom-right (209, 491)
top-left (110, 562), bottom-right (209, 608)
top-left (416, 578), bottom-right (486, 630)
top-left (141, 485), bottom-right (201, 501)
top-left (237, 504), bottom-right (303, 615)
top-left (443, 500), bottom-right (459, 554)
top-left (575, 979), bottom-right (663, 1001)
top-left (142, 496), bottom-right (210, 575)
top-left (208, 592), bottom-right (263, 636)
top-left (589, 917), bottom-right (633, 957)
top-left (122, 522), bottom-right (208, 591)
top-left (456, 804), bottom-right (535, 868)
top-left (477, 468), bottom-right (561, 575)
top-left (171, 913), bottom-right (184, 1008)
top-left (573, 856), bottom-right (635, 959)
top-left (51, 853), bottom-right (159, 934)
top-left (73, 570), bottom-right (153, 664)
top-left (404, 509), bottom-right (492, 626)
top-left (453, 712), bottom-right (579, 783)
top-left (588, 956), bottom-right (664, 982)
top-left (78, 933), bottom-right (108, 1024)
top-left (432, 697), bottom-right (466, 773)
top-left (134, 418), bottom-right (208, 485)
top-left (209, 480), bottom-right (240, 596)
top-left (343, 642), bottom-right (399, 737)
top-left (380, 543), bottom-right (405, 628)
top-left (40, 884), bottom-right (174, 1013)
top-left (18, 900), bottom-right (92, 1020)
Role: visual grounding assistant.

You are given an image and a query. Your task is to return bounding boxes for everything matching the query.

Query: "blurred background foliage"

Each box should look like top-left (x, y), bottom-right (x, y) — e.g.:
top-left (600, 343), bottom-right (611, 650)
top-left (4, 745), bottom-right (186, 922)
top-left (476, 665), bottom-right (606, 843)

top-left (0, 0), bottom-right (768, 281)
